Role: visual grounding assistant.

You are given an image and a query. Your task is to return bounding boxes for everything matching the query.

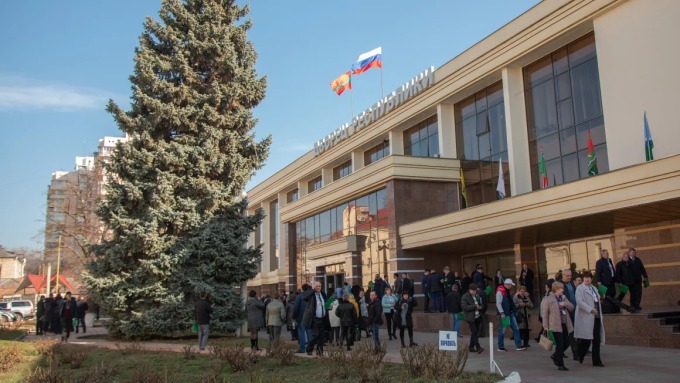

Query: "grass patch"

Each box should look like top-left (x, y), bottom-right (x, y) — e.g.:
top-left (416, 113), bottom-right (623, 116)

top-left (0, 338), bottom-right (500, 383)
top-left (0, 330), bottom-right (26, 341)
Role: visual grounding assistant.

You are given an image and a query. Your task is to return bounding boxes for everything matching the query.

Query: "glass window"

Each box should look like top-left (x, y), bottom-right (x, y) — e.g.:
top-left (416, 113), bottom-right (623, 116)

top-left (333, 160), bottom-right (352, 181)
top-left (404, 116), bottom-right (439, 157)
top-left (524, 32), bottom-right (607, 190)
top-left (364, 140), bottom-right (390, 165)
top-left (308, 176), bottom-right (322, 193)
top-left (286, 188), bottom-right (298, 203)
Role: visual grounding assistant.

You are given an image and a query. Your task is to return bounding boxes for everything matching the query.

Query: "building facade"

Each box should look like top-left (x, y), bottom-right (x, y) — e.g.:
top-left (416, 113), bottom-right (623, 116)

top-left (245, 0), bottom-right (680, 308)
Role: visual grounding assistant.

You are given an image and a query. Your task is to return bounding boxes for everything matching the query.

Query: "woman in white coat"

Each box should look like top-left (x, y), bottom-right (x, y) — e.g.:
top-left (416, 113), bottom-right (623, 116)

top-left (328, 293), bottom-right (342, 345)
top-left (574, 271), bottom-right (605, 367)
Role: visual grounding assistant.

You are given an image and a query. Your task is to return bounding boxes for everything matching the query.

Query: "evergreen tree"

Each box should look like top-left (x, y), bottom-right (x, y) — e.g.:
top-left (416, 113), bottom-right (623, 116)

top-left (84, 0), bottom-right (270, 339)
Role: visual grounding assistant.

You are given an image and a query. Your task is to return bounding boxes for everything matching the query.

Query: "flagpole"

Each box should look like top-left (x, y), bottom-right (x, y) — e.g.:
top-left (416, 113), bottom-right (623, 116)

top-left (350, 81), bottom-right (355, 120)
top-left (380, 66), bottom-right (384, 99)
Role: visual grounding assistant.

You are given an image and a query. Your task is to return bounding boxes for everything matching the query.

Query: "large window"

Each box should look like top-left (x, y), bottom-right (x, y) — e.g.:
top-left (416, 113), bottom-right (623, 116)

top-left (333, 160), bottom-right (352, 181)
top-left (364, 140), bottom-right (390, 165)
top-left (455, 82), bottom-right (510, 206)
top-left (404, 115), bottom-right (439, 158)
top-left (524, 33), bottom-right (607, 190)
top-left (308, 176), bottom-right (322, 193)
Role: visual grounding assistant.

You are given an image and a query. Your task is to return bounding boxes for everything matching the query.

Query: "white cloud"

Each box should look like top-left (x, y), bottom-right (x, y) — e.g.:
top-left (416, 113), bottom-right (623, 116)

top-left (0, 76), bottom-right (111, 111)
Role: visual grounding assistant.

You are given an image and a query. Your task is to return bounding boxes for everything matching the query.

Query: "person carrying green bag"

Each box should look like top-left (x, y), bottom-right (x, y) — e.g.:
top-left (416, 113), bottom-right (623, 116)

top-left (615, 252), bottom-right (635, 304)
top-left (495, 278), bottom-right (525, 351)
top-left (541, 281), bottom-right (574, 372)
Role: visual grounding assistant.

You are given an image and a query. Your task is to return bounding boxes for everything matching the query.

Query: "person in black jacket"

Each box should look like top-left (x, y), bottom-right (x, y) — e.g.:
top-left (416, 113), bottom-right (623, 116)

top-left (303, 281), bottom-right (329, 355)
top-left (75, 297), bottom-right (88, 334)
top-left (401, 273), bottom-right (414, 297)
top-left (519, 264), bottom-right (535, 304)
top-left (595, 249), bottom-right (617, 299)
top-left (446, 284), bottom-right (463, 335)
top-left (628, 248), bottom-right (649, 312)
top-left (395, 291), bottom-right (418, 348)
top-left (373, 274), bottom-right (387, 300)
top-left (44, 294), bottom-right (54, 334)
top-left (195, 292), bottom-right (213, 350)
top-left (429, 270), bottom-right (443, 312)
top-left (58, 292), bottom-right (77, 343)
top-left (367, 291), bottom-right (383, 354)
top-left (441, 266), bottom-right (454, 311)
top-left (335, 293), bottom-right (357, 351)
top-left (421, 270), bottom-right (431, 313)
top-left (36, 295), bottom-right (45, 335)
top-left (616, 252), bottom-right (634, 302)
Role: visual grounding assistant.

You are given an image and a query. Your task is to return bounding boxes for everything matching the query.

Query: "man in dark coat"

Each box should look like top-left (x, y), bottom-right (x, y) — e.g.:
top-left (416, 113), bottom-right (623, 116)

top-left (393, 273), bottom-right (402, 295)
top-left (421, 269), bottom-right (432, 313)
top-left (429, 270), bottom-right (443, 312)
top-left (44, 294), bottom-right (54, 333)
top-left (58, 292), bottom-right (77, 342)
top-left (441, 266), bottom-right (454, 311)
top-left (396, 291), bottom-right (418, 348)
top-left (401, 273), bottom-right (414, 297)
top-left (367, 291), bottom-right (383, 353)
top-left (335, 293), bottom-right (357, 350)
top-left (195, 292), bottom-right (213, 350)
top-left (461, 283), bottom-right (484, 353)
top-left (519, 264), bottom-right (535, 303)
top-left (446, 285), bottom-right (463, 335)
top-left (628, 248), bottom-right (649, 312)
top-left (303, 281), bottom-right (329, 355)
top-left (595, 249), bottom-right (617, 299)
top-left (35, 295), bottom-right (45, 335)
top-left (616, 252), bottom-right (635, 302)
top-left (75, 297), bottom-right (89, 334)
top-left (373, 274), bottom-right (387, 300)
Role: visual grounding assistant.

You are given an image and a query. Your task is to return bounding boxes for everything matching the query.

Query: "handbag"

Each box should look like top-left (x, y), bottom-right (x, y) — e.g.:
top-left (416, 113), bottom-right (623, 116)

top-left (539, 330), bottom-right (554, 351)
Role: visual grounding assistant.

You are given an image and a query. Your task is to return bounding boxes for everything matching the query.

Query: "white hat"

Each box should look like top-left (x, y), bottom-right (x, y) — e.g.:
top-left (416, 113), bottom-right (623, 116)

top-left (503, 278), bottom-right (515, 286)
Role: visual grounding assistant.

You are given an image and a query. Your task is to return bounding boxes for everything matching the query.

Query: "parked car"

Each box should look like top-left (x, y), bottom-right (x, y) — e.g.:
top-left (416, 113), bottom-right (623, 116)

top-left (0, 300), bottom-right (35, 320)
top-left (0, 307), bottom-right (18, 322)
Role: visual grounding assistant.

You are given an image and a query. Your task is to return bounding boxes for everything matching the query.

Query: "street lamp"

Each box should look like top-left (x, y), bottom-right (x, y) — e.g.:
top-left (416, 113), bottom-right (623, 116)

top-left (378, 240), bottom-right (389, 278)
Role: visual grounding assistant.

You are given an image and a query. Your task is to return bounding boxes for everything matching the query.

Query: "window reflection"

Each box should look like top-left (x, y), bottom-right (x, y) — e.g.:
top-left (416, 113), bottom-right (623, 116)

top-left (524, 33), bottom-right (607, 190)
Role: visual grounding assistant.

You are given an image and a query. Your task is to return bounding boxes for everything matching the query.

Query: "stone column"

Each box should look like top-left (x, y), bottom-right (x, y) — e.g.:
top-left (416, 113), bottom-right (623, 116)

top-left (502, 66), bottom-right (532, 196)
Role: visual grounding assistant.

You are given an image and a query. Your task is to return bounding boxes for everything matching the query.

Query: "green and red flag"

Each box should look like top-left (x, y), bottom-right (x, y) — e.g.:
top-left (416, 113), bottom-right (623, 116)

top-left (539, 149), bottom-right (548, 188)
top-left (587, 129), bottom-right (599, 176)
top-left (330, 71), bottom-right (352, 96)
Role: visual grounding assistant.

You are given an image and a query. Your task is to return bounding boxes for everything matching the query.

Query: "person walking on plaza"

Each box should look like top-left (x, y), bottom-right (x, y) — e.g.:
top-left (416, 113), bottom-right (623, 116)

top-left (557, 268), bottom-right (577, 358)
top-left (381, 287), bottom-right (397, 340)
top-left (367, 291), bottom-right (383, 354)
top-left (75, 296), bottom-right (88, 334)
top-left (574, 271), bottom-right (605, 367)
top-left (265, 294), bottom-right (287, 349)
top-left (52, 294), bottom-right (62, 335)
top-left (373, 274), bottom-right (387, 300)
top-left (303, 281), bottom-right (329, 356)
top-left (615, 252), bottom-right (634, 303)
top-left (396, 291), bottom-right (418, 348)
top-left (195, 292), bottom-right (213, 351)
top-left (422, 269), bottom-right (432, 312)
top-left (286, 292), bottom-right (298, 341)
top-left (461, 283), bottom-right (484, 353)
top-left (627, 248), bottom-right (649, 312)
top-left (541, 281), bottom-right (574, 371)
top-left (336, 293), bottom-right (357, 350)
top-left (36, 295), bottom-right (45, 335)
top-left (596, 249), bottom-right (617, 299)
top-left (519, 264), bottom-right (535, 304)
top-left (513, 285), bottom-right (533, 348)
top-left (446, 284), bottom-right (463, 336)
top-left (495, 278), bottom-right (525, 351)
top-left (246, 290), bottom-right (265, 351)
top-left (294, 284), bottom-right (312, 353)
top-left (58, 292), bottom-right (77, 343)
top-left (476, 284), bottom-right (489, 338)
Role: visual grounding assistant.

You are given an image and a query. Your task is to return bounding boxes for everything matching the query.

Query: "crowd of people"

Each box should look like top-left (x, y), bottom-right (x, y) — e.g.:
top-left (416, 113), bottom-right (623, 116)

top-left (34, 291), bottom-right (89, 343)
top-left (193, 247), bottom-right (649, 371)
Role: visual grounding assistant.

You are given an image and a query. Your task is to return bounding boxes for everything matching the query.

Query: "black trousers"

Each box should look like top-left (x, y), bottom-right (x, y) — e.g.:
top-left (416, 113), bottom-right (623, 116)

top-left (423, 293), bottom-right (431, 312)
top-left (477, 314), bottom-right (487, 337)
top-left (603, 283), bottom-right (616, 299)
top-left (468, 317), bottom-right (481, 350)
top-left (399, 326), bottom-right (414, 344)
top-left (577, 317), bottom-right (603, 365)
top-left (340, 325), bottom-right (354, 348)
top-left (306, 317), bottom-right (326, 353)
top-left (551, 324), bottom-right (569, 368)
top-left (630, 282), bottom-right (643, 309)
top-left (384, 312), bottom-right (394, 336)
top-left (519, 329), bottom-right (530, 347)
top-left (330, 327), bottom-right (340, 343)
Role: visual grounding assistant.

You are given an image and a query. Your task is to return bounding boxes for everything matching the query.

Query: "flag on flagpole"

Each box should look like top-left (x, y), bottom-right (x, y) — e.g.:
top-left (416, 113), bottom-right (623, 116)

top-left (496, 158), bottom-right (506, 199)
top-left (460, 168), bottom-right (468, 209)
top-left (539, 150), bottom-right (548, 189)
top-left (587, 129), bottom-right (599, 176)
top-left (330, 71), bottom-right (352, 96)
top-left (644, 111), bottom-right (654, 161)
top-left (351, 47), bottom-right (382, 75)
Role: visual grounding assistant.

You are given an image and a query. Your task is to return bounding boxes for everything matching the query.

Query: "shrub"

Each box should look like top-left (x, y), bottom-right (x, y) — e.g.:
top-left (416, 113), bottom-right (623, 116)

top-left (77, 361), bottom-right (117, 383)
top-left (0, 343), bottom-right (22, 372)
top-left (115, 341), bottom-right (145, 355)
top-left (125, 365), bottom-right (167, 383)
top-left (399, 343), bottom-right (469, 380)
top-left (182, 345), bottom-right (196, 360)
top-left (59, 350), bottom-right (87, 369)
top-left (266, 338), bottom-right (296, 367)
top-left (34, 339), bottom-right (59, 356)
top-left (24, 357), bottom-right (63, 383)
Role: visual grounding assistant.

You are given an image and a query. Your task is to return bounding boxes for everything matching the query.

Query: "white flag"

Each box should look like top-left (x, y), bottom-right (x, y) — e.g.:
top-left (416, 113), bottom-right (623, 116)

top-left (496, 158), bottom-right (506, 199)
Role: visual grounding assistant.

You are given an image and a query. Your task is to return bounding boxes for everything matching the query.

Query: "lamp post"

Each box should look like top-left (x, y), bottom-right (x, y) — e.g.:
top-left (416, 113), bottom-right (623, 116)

top-left (378, 240), bottom-right (388, 278)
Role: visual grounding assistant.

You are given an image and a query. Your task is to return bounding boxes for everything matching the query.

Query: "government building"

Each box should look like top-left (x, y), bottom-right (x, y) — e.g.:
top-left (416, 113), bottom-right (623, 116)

top-left (244, 0), bottom-right (680, 325)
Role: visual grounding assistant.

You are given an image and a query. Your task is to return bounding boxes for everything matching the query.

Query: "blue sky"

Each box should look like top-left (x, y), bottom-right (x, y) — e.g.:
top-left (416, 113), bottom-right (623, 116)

top-left (0, 0), bottom-right (539, 250)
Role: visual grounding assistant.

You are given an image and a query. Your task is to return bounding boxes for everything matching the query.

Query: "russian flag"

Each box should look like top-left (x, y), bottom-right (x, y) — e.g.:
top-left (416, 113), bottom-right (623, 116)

top-left (351, 47), bottom-right (382, 75)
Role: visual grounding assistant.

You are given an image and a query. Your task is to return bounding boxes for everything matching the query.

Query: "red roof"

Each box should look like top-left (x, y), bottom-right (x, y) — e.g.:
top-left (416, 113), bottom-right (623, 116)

top-left (14, 274), bottom-right (75, 294)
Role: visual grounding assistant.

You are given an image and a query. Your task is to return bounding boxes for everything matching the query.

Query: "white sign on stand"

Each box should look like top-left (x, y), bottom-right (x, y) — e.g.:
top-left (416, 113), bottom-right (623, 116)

top-left (438, 331), bottom-right (458, 351)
